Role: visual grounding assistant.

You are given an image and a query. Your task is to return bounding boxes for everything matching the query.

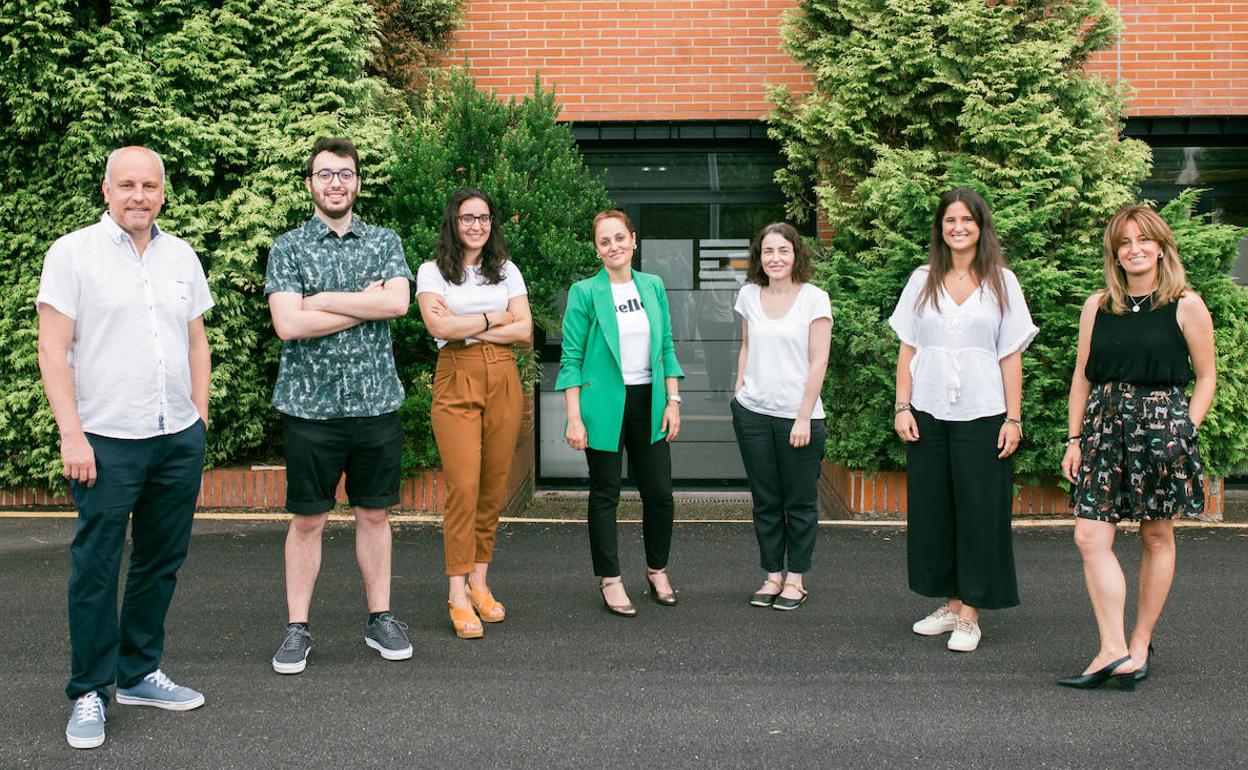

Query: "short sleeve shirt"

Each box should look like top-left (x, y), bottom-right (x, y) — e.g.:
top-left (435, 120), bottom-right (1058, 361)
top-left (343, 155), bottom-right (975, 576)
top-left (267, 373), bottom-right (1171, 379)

top-left (415, 261), bottom-right (527, 348)
top-left (35, 213), bottom-right (214, 439)
top-left (734, 282), bottom-right (832, 419)
top-left (888, 266), bottom-right (1037, 421)
top-left (265, 216), bottom-right (414, 419)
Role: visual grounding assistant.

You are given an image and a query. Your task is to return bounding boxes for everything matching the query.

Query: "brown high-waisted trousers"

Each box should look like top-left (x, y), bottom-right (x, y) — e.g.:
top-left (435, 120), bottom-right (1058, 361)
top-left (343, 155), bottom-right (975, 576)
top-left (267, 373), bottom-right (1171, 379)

top-left (431, 341), bottom-right (523, 576)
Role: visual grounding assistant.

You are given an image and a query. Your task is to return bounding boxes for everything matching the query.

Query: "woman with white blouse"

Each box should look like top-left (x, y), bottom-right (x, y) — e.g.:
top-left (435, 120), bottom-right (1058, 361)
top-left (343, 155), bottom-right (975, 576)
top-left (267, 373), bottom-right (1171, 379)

top-left (416, 188), bottom-right (531, 639)
top-left (732, 223), bottom-right (832, 611)
top-left (889, 189), bottom-right (1037, 652)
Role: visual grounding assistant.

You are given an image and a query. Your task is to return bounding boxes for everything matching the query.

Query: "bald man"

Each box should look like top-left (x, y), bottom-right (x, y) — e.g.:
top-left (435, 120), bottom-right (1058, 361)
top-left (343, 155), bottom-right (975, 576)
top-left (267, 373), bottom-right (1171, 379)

top-left (37, 146), bottom-right (213, 749)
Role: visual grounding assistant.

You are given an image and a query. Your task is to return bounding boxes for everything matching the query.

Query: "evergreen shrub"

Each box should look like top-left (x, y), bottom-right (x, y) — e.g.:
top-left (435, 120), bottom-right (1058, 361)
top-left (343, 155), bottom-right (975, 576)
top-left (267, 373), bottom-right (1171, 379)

top-left (0, 0), bottom-right (404, 487)
top-left (770, 0), bottom-right (1247, 478)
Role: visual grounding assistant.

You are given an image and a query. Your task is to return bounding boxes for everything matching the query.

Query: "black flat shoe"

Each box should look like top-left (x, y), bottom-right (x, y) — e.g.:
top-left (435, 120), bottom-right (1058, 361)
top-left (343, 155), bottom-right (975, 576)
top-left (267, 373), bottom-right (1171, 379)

top-left (1057, 655), bottom-right (1136, 690)
top-left (750, 578), bottom-right (783, 607)
top-left (772, 583), bottom-right (808, 611)
top-left (646, 569), bottom-right (677, 606)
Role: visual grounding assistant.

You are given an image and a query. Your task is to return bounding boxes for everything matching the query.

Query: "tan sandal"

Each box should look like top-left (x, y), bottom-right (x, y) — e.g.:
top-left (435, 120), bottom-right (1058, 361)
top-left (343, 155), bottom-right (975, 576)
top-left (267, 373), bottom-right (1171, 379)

top-left (600, 578), bottom-right (636, 617)
top-left (448, 600), bottom-right (483, 639)
top-left (750, 578), bottom-right (784, 607)
top-left (468, 583), bottom-right (506, 623)
top-left (645, 568), bottom-right (677, 606)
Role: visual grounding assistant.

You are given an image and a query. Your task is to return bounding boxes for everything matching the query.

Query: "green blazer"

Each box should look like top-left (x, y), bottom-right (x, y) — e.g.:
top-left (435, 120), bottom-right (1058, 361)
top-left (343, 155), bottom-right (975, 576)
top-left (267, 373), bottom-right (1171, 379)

top-left (555, 268), bottom-right (684, 451)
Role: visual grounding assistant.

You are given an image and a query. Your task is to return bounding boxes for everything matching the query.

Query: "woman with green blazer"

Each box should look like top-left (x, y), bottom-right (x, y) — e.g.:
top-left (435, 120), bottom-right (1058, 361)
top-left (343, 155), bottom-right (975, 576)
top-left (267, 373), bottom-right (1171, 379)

top-left (556, 209), bottom-right (684, 616)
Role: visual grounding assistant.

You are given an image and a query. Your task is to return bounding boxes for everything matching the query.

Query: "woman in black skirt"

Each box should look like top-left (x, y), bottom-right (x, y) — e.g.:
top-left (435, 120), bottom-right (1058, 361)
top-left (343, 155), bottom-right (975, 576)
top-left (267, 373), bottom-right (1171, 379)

top-left (1058, 205), bottom-right (1216, 690)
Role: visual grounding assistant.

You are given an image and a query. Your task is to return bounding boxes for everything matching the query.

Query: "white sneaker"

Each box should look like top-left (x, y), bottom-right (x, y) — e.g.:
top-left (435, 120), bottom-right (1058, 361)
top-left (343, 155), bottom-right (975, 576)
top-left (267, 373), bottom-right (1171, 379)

top-left (912, 605), bottom-right (958, 636)
top-left (947, 618), bottom-right (982, 652)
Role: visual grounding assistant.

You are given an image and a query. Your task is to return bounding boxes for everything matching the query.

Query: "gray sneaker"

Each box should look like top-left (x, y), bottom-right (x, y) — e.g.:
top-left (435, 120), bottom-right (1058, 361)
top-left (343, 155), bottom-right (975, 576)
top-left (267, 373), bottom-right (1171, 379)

top-left (365, 613), bottom-right (413, 660)
top-left (66, 691), bottom-right (106, 749)
top-left (272, 623), bottom-right (312, 674)
top-left (115, 669), bottom-right (205, 711)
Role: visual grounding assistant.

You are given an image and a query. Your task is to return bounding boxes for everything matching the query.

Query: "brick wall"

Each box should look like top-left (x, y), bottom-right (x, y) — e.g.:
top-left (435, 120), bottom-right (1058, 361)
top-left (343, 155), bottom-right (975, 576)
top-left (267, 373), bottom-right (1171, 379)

top-left (1087, 0), bottom-right (1248, 115)
top-left (443, 0), bottom-right (810, 121)
top-left (446, 0), bottom-right (1248, 121)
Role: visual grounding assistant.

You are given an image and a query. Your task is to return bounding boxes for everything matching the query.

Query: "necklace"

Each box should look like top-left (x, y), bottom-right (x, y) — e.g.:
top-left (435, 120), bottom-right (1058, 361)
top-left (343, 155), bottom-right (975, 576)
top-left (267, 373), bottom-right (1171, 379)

top-left (1128, 292), bottom-right (1152, 313)
top-left (952, 270), bottom-right (971, 282)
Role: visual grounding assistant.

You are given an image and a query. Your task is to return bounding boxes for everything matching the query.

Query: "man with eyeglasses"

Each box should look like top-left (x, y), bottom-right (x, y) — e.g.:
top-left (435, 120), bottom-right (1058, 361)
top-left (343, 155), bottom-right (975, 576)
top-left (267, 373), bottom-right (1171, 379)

top-left (38, 146), bottom-right (212, 749)
top-left (265, 137), bottom-right (414, 674)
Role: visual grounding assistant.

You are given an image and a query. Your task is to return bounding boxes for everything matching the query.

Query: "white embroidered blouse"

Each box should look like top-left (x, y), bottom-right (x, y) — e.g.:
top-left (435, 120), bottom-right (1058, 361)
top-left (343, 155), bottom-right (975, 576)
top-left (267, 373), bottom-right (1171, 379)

top-left (888, 266), bottom-right (1037, 421)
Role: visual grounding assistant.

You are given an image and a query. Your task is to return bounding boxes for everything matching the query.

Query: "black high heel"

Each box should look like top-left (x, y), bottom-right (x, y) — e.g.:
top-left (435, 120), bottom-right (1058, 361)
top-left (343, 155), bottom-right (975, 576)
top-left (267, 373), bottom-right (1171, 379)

top-left (1057, 655), bottom-right (1136, 691)
top-left (1133, 643), bottom-right (1155, 682)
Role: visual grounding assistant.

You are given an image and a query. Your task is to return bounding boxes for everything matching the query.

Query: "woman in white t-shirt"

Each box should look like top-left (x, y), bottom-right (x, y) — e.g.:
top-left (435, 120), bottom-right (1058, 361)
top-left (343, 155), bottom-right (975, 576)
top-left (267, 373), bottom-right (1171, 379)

top-left (889, 188), bottom-right (1037, 653)
top-left (416, 188), bottom-right (531, 640)
top-left (731, 223), bottom-right (832, 611)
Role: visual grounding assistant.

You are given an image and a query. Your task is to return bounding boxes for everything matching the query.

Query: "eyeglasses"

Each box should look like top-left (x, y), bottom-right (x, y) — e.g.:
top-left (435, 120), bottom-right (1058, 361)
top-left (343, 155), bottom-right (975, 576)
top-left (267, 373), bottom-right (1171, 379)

top-left (457, 214), bottom-right (495, 227)
top-left (311, 168), bottom-right (357, 184)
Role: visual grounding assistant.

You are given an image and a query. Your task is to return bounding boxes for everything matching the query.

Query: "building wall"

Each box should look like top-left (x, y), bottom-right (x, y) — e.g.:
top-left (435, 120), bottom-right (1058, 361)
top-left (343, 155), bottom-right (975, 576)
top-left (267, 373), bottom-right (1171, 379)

top-left (446, 0), bottom-right (1248, 120)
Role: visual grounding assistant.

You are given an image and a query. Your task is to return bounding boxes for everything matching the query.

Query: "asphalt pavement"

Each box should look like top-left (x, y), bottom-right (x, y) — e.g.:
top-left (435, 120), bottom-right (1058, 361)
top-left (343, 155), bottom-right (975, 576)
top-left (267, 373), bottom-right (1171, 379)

top-left (3, 517), bottom-right (1246, 769)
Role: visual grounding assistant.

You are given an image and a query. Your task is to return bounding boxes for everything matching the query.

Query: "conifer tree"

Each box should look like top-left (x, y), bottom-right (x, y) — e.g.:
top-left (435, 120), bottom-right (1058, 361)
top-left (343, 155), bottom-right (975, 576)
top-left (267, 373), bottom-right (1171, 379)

top-left (770, 0), bottom-right (1247, 478)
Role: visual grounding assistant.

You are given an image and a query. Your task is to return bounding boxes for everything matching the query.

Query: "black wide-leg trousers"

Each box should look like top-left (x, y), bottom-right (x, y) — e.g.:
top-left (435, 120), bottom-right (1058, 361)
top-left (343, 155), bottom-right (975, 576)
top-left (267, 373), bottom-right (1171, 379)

top-left (905, 410), bottom-right (1019, 610)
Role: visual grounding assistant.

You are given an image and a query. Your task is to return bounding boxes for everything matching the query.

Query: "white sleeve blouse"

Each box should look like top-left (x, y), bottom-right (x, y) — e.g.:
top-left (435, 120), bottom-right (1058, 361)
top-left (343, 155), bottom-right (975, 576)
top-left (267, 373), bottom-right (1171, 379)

top-left (416, 260), bottom-right (527, 348)
top-left (888, 266), bottom-right (1037, 421)
top-left (733, 282), bottom-right (833, 419)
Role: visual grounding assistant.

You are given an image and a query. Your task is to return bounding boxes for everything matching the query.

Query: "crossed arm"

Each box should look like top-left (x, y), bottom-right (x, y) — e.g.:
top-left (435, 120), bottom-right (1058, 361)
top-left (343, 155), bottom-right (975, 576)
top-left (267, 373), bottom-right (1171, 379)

top-left (416, 292), bottom-right (533, 347)
top-left (269, 277), bottom-right (410, 341)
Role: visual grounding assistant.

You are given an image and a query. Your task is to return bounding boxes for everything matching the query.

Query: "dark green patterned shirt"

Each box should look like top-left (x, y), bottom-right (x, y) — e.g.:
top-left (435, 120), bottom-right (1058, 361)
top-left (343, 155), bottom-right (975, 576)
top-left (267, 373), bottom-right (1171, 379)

top-left (265, 216), bottom-right (413, 419)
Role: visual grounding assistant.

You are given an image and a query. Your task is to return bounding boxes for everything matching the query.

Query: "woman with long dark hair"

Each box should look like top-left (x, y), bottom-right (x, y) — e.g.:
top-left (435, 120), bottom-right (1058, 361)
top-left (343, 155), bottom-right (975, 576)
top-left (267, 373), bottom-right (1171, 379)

top-left (416, 188), bottom-right (531, 639)
top-left (889, 188), bottom-right (1037, 652)
top-left (1057, 205), bottom-right (1215, 689)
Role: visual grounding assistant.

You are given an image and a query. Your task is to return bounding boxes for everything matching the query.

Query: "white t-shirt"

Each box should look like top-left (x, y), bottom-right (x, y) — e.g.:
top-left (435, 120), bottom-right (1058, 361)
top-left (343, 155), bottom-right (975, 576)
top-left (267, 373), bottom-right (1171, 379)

top-left (888, 266), bottom-right (1038, 421)
top-left (733, 282), bottom-right (832, 419)
top-left (611, 280), bottom-right (652, 385)
top-left (35, 213), bottom-right (215, 439)
top-left (416, 260), bottom-right (527, 348)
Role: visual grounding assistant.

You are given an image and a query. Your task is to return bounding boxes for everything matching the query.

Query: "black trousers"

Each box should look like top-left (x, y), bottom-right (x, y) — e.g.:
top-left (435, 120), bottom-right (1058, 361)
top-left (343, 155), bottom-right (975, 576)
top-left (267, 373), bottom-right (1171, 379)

top-left (585, 384), bottom-right (674, 577)
top-left (905, 410), bottom-right (1018, 610)
top-left (66, 420), bottom-right (206, 703)
top-left (731, 399), bottom-right (825, 573)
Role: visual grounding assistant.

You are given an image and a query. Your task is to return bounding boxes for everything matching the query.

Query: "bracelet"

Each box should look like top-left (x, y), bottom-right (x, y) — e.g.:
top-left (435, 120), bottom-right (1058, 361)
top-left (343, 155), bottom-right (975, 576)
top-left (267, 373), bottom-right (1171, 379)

top-left (1003, 417), bottom-right (1022, 437)
top-left (1065, 434), bottom-right (1082, 445)
top-left (482, 312), bottom-right (491, 332)
top-left (894, 403), bottom-right (912, 414)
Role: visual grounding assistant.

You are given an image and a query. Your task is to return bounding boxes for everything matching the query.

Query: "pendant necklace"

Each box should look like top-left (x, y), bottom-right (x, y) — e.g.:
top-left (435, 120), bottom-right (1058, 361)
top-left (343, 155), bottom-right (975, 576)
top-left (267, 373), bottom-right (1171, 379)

top-left (1128, 292), bottom-right (1152, 313)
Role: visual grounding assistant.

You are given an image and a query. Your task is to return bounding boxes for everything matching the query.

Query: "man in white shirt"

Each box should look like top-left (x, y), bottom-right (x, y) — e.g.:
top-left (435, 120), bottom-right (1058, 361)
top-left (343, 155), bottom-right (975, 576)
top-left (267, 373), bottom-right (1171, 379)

top-left (37, 146), bottom-right (213, 750)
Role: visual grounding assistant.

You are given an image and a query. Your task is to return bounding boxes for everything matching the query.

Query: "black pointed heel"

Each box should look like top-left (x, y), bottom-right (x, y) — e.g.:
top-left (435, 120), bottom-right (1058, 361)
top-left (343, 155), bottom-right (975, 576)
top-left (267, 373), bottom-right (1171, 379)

top-left (1133, 643), bottom-right (1155, 682)
top-left (1057, 655), bottom-right (1136, 690)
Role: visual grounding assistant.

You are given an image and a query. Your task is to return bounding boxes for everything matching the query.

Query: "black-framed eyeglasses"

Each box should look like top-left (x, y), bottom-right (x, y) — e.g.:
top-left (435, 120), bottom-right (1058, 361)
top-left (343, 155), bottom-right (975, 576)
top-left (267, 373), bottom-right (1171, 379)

top-left (310, 168), bottom-right (358, 184)
top-left (457, 214), bottom-right (495, 227)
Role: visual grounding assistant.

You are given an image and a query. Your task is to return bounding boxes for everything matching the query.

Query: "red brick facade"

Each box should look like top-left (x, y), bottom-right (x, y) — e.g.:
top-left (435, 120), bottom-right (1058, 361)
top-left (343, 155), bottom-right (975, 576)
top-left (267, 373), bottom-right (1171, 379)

top-left (446, 0), bottom-right (1248, 120)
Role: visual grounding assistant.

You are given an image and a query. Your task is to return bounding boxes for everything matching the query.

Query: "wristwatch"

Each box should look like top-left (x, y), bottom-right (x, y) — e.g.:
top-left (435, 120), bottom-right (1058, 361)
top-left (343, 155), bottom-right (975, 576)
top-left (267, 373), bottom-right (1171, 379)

top-left (667, 394), bottom-right (683, 404)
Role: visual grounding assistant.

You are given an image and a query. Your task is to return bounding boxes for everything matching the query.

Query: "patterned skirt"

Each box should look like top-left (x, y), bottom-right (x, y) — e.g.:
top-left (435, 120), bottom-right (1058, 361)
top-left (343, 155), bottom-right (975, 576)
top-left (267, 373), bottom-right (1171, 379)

top-left (1070, 382), bottom-right (1205, 523)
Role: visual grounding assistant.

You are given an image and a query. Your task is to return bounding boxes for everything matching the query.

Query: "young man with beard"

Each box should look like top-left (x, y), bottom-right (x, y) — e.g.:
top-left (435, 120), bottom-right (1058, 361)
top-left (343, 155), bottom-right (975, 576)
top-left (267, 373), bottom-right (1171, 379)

top-left (265, 137), bottom-right (414, 674)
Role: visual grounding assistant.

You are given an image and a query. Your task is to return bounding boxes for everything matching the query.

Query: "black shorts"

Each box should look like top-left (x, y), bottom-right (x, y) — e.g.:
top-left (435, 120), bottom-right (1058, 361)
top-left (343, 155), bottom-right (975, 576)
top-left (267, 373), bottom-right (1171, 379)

top-left (281, 411), bottom-right (404, 515)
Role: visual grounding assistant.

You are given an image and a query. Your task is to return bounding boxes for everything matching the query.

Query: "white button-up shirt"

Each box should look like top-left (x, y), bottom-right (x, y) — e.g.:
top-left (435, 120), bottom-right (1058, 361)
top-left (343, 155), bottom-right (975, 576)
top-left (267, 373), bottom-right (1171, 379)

top-left (889, 266), bottom-right (1037, 421)
top-left (36, 213), bottom-right (214, 439)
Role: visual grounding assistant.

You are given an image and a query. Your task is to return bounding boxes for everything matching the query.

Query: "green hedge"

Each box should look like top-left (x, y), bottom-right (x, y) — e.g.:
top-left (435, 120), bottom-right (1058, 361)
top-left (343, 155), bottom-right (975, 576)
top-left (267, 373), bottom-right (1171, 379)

top-left (771, 0), bottom-right (1248, 479)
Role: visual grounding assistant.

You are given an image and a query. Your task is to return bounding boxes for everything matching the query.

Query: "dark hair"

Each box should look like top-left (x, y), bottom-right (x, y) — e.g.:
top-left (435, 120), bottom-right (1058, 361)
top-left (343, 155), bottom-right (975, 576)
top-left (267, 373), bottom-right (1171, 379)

top-left (746, 222), bottom-right (813, 286)
top-left (592, 209), bottom-right (634, 239)
top-left (435, 187), bottom-right (510, 285)
top-left (304, 137), bottom-right (360, 178)
top-left (917, 188), bottom-right (1009, 313)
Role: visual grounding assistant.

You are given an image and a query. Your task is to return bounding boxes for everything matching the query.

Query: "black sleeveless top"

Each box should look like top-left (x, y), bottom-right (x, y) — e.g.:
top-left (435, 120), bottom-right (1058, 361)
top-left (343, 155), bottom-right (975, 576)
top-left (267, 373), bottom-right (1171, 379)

top-left (1085, 295), bottom-right (1194, 385)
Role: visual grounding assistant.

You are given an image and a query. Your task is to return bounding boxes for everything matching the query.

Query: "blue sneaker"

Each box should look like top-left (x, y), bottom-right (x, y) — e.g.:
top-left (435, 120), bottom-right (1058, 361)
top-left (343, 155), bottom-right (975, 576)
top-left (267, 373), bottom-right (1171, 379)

top-left (66, 691), bottom-right (106, 749)
top-left (115, 669), bottom-right (205, 711)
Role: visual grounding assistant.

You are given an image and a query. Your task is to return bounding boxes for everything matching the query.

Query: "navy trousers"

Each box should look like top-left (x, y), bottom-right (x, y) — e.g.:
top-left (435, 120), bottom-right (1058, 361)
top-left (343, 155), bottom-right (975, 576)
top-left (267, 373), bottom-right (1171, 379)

top-left (66, 420), bottom-right (206, 702)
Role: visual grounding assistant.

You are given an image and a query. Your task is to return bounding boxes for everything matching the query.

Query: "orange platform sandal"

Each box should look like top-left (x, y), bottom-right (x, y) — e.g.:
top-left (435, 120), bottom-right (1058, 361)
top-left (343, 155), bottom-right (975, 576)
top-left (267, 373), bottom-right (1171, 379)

top-left (448, 600), bottom-right (484, 639)
top-left (468, 583), bottom-right (506, 623)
